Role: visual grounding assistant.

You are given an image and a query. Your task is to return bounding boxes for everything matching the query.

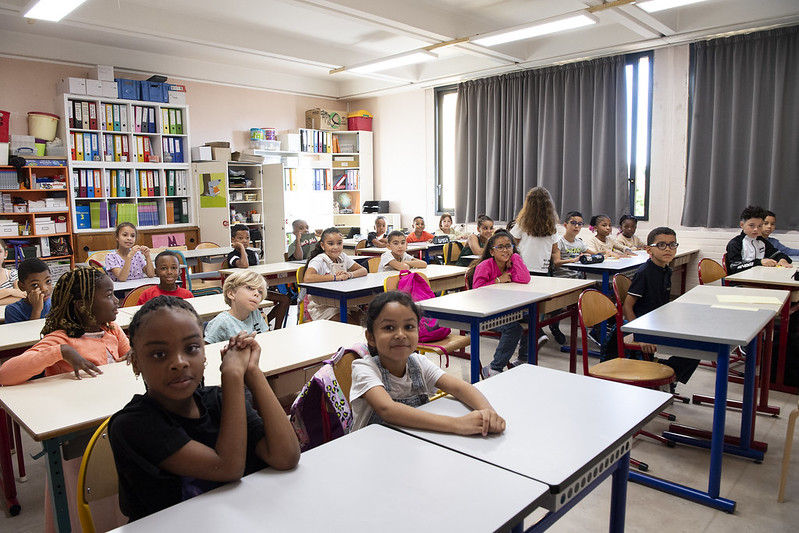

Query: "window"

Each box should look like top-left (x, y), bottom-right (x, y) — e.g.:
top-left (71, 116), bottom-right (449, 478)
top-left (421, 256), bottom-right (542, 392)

top-left (625, 52), bottom-right (653, 219)
top-left (435, 86), bottom-right (457, 214)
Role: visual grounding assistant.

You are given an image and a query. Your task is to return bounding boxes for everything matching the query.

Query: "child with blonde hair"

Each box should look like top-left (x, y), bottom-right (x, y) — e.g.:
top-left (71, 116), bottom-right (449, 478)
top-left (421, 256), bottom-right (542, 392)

top-left (204, 270), bottom-right (269, 343)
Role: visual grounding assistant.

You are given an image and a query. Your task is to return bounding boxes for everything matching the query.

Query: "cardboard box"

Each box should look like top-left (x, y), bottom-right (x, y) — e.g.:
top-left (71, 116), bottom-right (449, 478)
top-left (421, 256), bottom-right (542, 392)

top-left (56, 77), bottom-right (86, 95)
top-left (35, 220), bottom-right (56, 235)
top-left (0, 223), bottom-right (19, 236)
top-left (85, 79), bottom-right (104, 96)
top-left (191, 146), bottom-right (213, 161)
top-left (101, 81), bottom-right (118, 98)
top-left (94, 65), bottom-right (114, 81)
top-left (278, 133), bottom-right (300, 152)
top-left (168, 84), bottom-right (187, 105)
top-left (305, 108), bottom-right (348, 131)
top-left (212, 147), bottom-right (231, 162)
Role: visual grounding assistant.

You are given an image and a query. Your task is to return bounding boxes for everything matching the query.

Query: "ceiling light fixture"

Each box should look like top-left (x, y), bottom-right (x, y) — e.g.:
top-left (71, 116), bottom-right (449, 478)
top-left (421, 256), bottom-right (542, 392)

top-left (636, 0), bottom-right (710, 13)
top-left (331, 49), bottom-right (438, 75)
top-left (24, 0), bottom-right (88, 22)
top-left (470, 13), bottom-right (598, 47)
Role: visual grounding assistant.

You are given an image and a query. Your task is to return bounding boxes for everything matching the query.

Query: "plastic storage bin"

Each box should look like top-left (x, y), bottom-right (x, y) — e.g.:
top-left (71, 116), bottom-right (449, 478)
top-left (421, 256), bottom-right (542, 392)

top-left (115, 78), bottom-right (140, 100)
top-left (140, 81), bottom-right (169, 103)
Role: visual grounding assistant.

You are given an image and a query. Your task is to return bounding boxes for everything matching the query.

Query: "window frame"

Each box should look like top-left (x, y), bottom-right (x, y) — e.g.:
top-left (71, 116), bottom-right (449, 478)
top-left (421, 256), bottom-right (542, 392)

top-left (434, 85), bottom-right (457, 215)
top-left (625, 51), bottom-right (654, 221)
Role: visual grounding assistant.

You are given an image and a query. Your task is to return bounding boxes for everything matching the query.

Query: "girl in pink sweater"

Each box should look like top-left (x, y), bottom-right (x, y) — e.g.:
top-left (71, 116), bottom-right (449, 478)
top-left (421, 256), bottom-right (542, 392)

top-left (468, 230), bottom-right (531, 378)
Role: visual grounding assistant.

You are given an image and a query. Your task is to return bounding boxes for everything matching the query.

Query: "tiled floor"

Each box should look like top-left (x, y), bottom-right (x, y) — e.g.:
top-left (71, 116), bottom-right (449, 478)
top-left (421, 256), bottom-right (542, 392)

top-left (1, 317), bottom-right (797, 532)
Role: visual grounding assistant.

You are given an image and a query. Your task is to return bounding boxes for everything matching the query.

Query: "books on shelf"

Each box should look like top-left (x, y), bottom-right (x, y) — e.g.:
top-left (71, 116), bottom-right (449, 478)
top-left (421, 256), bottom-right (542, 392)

top-left (333, 169), bottom-right (359, 190)
top-left (161, 137), bottom-right (185, 163)
top-left (283, 168), bottom-right (331, 192)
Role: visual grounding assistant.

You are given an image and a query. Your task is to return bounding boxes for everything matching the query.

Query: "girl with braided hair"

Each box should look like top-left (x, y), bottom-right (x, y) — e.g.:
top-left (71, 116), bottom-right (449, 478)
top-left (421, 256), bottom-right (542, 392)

top-left (0, 266), bottom-right (128, 385)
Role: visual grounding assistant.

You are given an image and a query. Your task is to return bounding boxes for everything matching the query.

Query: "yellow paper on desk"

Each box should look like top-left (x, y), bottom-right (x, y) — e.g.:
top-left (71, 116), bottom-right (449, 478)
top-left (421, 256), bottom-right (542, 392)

top-left (715, 295), bottom-right (783, 305)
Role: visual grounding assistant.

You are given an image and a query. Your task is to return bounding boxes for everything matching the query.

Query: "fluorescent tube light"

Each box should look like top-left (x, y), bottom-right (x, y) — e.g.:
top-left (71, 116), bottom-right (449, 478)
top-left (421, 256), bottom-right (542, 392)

top-left (24, 0), bottom-right (88, 22)
top-left (471, 13), bottom-right (598, 47)
top-left (346, 49), bottom-right (438, 74)
top-left (636, 0), bottom-right (710, 13)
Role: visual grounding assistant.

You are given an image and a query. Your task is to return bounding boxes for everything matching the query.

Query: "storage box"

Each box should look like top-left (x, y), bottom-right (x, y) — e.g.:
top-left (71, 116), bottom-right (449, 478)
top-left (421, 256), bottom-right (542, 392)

top-left (278, 133), bottom-right (300, 152)
top-left (168, 84), bottom-right (187, 105)
top-left (101, 81), bottom-right (118, 98)
top-left (35, 220), bottom-right (56, 235)
top-left (305, 108), bottom-right (348, 131)
top-left (191, 146), bottom-right (213, 161)
top-left (115, 78), bottom-right (139, 100)
top-left (56, 77), bottom-right (86, 95)
top-left (212, 147), bottom-right (231, 162)
top-left (140, 81), bottom-right (169, 103)
top-left (0, 142), bottom-right (8, 166)
top-left (10, 135), bottom-right (36, 156)
top-left (8, 245), bottom-right (37, 261)
top-left (362, 200), bottom-right (389, 213)
top-left (348, 115), bottom-right (372, 131)
top-left (0, 223), bottom-right (19, 236)
top-left (94, 65), bottom-right (114, 81)
top-left (85, 79), bottom-right (104, 96)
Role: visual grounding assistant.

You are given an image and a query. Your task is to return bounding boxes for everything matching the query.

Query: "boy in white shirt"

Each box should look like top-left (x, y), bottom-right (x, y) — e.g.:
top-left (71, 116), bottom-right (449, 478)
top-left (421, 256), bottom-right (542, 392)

top-left (379, 231), bottom-right (428, 272)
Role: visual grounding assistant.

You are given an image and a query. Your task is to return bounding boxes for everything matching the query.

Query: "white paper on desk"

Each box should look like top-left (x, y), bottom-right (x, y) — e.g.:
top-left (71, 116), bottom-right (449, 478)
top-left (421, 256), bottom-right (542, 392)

top-left (711, 304), bottom-right (759, 311)
top-left (715, 295), bottom-right (783, 305)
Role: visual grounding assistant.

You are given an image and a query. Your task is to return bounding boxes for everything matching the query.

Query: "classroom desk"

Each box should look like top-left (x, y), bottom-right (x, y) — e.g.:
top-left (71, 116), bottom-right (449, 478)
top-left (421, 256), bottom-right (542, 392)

top-left (0, 313), bottom-right (133, 353)
top-left (395, 365), bottom-right (672, 533)
top-left (352, 242), bottom-right (442, 262)
top-left (108, 424), bottom-right (550, 533)
top-left (674, 284), bottom-right (786, 415)
top-left (112, 277), bottom-right (159, 293)
top-left (622, 294), bottom-right (785, 511)
top-left (485, 278), bottom-right (595, 373)
top-left (299, 264), bottom-right (467, 321)
top-left (116, 293), bottom-right (274, 323)
top-left (724, 265), bottom-right (799, 394)
top-left (417, 286), bottom-right (544, 383)
top-left (0, 320), bottom-right (365, 532)
top-left (219, 261), bottom-right (299, 286)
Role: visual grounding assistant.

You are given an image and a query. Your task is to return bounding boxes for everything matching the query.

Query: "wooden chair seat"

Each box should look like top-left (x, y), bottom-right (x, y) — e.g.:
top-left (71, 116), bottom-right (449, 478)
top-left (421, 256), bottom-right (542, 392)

top-left (589, 358), bottom-right (675, 386)
top-left (418, 333), bottom-right (471, 368)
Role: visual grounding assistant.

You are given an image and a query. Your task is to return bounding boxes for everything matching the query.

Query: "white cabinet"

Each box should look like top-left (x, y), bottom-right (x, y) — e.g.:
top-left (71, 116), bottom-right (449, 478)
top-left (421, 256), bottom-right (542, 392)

top-left (57, 94), bottom-right (192, 232)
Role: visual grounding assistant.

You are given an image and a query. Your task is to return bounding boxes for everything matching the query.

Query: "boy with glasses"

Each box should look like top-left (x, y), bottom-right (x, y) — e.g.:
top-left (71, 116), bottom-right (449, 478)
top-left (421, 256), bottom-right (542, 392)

top-left (623, 227), bottom-right (698, 389)
top-left (550, 211), bottom-right (593, 344)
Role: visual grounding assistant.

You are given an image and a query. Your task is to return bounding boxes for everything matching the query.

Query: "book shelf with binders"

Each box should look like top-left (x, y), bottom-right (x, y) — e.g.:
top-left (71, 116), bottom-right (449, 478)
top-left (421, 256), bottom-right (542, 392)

top-left (57, 94), bottom-right (192, 234)
top-left (0, 164), bottom-right (75, 274)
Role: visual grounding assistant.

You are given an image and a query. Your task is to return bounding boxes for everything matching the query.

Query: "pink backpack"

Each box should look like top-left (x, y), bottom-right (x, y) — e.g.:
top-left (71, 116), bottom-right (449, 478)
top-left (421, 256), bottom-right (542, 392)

top-left (395, 270), bottom-right (451, 342)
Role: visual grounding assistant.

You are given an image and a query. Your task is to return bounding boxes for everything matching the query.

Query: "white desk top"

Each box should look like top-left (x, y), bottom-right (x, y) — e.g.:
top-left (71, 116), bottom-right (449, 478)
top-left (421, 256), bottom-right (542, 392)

top-left (113, 277), bottom-right (159, 292)
top-left (109, 425), bottom-right (548, 533)
top-left (397, 364), bottom-right (671, 491)
top-left (725, 265), bottom-right (799, 287)
top-left (418, 284), bottom-right (547, 318)
top-left (486, 276), bottom-right (595, 298)
top-left (219, 261), bottom-right (298, 279)
top-left (563, 247), bottom-right (699, 273)
top-left (675, 284), bottom-right (789, 313)
top-left (202, 321), bottom-right (366, 384)
top-left (0, 321), bottom-right (365, 441)
top-left (0, 313), bottom-right (133, 351)
top-left (622, 300), bottom-right (778, 347)
top-left (116, 293), bottom-right (273, 322)
top-left (299, 264), bottom-right (467, 294)
top-left (177, 247), bottom-right (232, 260)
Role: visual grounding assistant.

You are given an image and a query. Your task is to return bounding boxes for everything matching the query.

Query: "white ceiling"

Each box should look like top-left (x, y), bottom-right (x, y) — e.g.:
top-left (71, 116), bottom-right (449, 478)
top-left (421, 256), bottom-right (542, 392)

top-left (1, 0), bottom-right (798, 100)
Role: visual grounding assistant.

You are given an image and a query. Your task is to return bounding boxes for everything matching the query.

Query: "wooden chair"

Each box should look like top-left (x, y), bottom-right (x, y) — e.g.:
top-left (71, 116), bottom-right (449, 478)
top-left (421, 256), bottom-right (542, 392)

top-left (442, 241), bottom-right (463, 265)
top-left (578, 289), bottom-right (677, 471)
top-left (87, 250), bottom-right (110, 270)
top-left (121, 283), bottom-right (157, 307)
top-left (332, 350), bottom-right (359, 404)
top-left (698, 258), bottom-right (726, 285)
top-left (77, 418), bottom-right (123, 533)
top-left (383, 272), bottom-right (470, 367)
top-left (613, 274), bottom-right (688, 407)
top-left (296, 266), bottom-right (310, 324)
top-left (778, 398), bottom-right (799, 502)
top-left (367, 256), bottom-right (381, 273)
top-left (354, 239), bottom-right (368, 252)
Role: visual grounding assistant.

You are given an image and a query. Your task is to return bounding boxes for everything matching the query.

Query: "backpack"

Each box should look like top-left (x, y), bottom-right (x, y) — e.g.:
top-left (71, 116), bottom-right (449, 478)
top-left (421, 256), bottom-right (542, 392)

top-left (289, 343), bottom-right (369, 452)
top-left (395, 270), bottom-right (451, 342)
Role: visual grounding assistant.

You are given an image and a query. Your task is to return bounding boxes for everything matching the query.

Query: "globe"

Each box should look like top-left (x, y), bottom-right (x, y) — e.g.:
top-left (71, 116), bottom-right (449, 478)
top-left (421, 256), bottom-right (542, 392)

top-left (338, 193), bottom-right (352, 209)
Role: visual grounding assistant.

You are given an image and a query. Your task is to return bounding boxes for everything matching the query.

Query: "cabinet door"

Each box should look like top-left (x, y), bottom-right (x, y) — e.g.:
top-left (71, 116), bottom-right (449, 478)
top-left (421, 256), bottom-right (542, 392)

top-left (193, 161), bottom-right (229, 247)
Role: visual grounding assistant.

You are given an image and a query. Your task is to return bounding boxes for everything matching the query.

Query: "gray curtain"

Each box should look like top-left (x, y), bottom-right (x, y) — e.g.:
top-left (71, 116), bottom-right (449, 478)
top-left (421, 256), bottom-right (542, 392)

top-left (682, 26), bottom-right (799, 229)
top-left (454, 56), bottom-right (628, 222)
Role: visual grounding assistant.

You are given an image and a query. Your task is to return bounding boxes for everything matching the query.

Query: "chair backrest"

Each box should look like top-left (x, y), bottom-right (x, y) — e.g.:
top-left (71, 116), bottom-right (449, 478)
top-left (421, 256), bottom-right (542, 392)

top-left (367, 256), bottom-right (381, 273)
top-left (332, 350), bottom-right (359, 404)
top-left (77, 418), bottom-right (121, 533)
top-left (122, 283), bottom-right (157, 307)
top-left (698, 258), bottom-right (726, 285)
top-left (442, 241), bottom-right (463, 265)
top-left (87, 250), bottom-right (110, 269)
top-left (196, 241), bottom-right (221, 249)
top-left (577, 289), bottom-right (624, 375)
top-left (296, 266), bottom-right (308, 324)
top-left (612, 273), bottom-right (633, 313)
top-left (354, 239), bottom-right (367, 251)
